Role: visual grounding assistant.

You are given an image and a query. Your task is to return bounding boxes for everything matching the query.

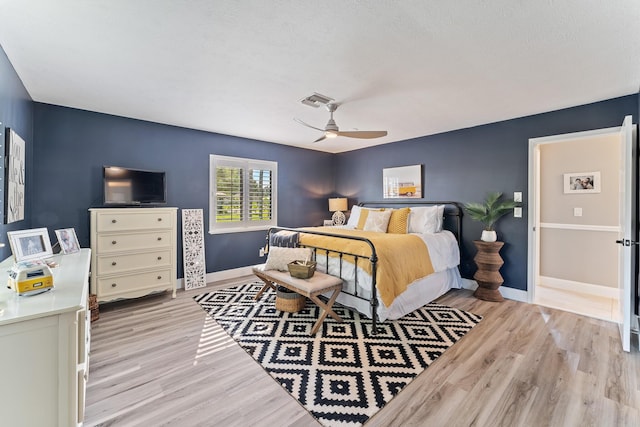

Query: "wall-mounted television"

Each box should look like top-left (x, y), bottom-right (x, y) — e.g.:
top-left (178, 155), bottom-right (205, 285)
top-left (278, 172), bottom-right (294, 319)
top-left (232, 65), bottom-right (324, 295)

top-left (103, 166), bottom-right (167, 206)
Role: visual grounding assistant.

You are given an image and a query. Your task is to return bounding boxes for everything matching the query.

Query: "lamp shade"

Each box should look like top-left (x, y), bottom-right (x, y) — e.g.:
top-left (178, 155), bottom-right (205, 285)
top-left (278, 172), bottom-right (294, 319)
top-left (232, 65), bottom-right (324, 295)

top-left (328, 197), bottom-right (348, 212)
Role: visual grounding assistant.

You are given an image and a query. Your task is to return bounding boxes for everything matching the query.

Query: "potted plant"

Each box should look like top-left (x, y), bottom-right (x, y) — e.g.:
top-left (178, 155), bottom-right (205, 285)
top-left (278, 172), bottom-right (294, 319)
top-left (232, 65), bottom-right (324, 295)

top-left (463, 192), bottom-right (519, 242)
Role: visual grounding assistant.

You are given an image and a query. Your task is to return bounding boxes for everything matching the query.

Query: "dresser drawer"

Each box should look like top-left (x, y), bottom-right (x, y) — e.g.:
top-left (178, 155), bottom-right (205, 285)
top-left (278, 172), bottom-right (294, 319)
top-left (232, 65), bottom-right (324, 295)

top-left (97, 269), bottom-right (172, 297)
top-left (96, 231), bottom-right (172, 253)
top-left (96, 211), bottom-right (173, 232)
top-left (96, 249), bottom-right (171, 275)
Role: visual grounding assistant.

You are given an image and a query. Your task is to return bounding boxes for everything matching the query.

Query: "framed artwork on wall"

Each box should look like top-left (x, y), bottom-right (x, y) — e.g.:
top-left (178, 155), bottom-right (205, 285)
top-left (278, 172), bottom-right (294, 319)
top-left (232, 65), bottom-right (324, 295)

top-left (4, 127), bottom-right (26, 224)
top-left (563, 171), bottom-right (601, 194)
top-left (383, 164), bottom-right (422, 198)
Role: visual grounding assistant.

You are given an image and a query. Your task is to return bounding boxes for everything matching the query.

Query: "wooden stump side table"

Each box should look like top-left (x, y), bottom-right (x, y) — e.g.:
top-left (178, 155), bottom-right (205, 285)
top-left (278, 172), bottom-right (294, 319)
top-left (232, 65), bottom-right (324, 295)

top-left (473, 240), bottom-right (505, 302)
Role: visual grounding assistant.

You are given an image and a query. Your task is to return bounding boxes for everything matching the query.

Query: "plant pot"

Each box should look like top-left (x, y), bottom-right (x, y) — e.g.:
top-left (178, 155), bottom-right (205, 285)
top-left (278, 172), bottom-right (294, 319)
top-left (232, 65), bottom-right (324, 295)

top-left (481, 230), bottom-right (497, 242)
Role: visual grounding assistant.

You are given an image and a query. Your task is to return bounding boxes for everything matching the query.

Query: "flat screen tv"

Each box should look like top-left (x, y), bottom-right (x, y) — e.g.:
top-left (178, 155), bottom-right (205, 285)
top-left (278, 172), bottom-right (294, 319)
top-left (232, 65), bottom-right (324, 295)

top-left (103, 166), bottom-right (167, 206)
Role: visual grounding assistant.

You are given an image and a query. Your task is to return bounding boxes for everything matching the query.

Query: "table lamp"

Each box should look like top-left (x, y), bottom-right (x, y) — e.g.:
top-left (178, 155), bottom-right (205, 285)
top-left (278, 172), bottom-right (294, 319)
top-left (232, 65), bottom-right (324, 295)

top-left (328, 197), bottom-right (348, 225)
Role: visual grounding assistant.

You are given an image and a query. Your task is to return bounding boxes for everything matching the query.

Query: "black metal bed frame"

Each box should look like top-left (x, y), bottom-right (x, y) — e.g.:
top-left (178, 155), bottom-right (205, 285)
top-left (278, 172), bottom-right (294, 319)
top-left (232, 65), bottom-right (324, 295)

top-left (267, 201), bottom-right (463, 332)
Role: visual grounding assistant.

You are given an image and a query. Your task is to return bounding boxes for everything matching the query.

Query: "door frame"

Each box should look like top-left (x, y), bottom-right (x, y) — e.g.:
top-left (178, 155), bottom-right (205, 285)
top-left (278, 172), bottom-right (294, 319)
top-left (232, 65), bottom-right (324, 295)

top-left (527, 125), bottom-right (624, 305)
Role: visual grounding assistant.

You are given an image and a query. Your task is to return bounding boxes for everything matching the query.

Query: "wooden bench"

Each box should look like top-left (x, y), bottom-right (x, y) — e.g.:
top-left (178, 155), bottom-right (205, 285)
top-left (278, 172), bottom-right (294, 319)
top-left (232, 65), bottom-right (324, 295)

top-left (252, 264), bottom-right (343, 335)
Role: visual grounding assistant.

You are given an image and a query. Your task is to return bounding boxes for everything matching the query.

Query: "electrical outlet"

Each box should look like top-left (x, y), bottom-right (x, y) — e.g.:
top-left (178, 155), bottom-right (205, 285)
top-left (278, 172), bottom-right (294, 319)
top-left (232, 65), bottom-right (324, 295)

top-left (514, 207), bottom-right (522, 218)
top-left (574, 207), bottom-right (582, 217)
top-left (514, 191), bottom-right (522, 203)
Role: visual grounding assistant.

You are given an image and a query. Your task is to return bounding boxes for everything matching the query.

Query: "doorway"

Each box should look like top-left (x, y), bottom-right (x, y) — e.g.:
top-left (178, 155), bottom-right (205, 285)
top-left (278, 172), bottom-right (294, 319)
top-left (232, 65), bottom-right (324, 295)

top-left (528, 117), bottom-right (634, 350)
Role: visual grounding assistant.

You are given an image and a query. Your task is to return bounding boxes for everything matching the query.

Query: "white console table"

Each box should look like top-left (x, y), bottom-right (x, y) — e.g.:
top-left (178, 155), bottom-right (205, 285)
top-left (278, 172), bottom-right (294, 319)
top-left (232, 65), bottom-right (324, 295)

top-left (0, 249), bottom-right (91, 427)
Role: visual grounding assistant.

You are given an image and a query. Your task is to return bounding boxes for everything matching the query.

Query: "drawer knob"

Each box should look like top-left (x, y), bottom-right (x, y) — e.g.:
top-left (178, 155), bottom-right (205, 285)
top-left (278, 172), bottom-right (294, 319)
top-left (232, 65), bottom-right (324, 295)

top-left (112, 240), bottom-right (117, 245)
top-left (157, 237), bottom-right (162, 241)
top-left (157, 276), bottom-right (162, 280)
top-left (157, 218), bottom-right (162, 222)
top-left (112, 219), bottom-right (117, 223)
top-left (157, 256), bottom-right (162, 260)
top-left (111, 283), bottom-right (117, 288)
top-left (111, 261), bottom-right (117, 266)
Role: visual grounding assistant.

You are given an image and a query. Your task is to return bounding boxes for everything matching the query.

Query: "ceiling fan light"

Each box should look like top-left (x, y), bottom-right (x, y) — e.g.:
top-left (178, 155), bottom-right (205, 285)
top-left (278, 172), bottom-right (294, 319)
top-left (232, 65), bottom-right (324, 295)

top-left (325, 130), bottom-right (338, 138)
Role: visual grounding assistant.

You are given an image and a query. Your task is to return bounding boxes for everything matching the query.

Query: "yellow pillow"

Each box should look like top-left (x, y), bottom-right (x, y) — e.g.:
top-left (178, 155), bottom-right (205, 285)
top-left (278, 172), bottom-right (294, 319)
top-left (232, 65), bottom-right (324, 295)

top-left (387, 207), bottom-right (410, 234)
top-left (356, 208), bottom-right (384, 230)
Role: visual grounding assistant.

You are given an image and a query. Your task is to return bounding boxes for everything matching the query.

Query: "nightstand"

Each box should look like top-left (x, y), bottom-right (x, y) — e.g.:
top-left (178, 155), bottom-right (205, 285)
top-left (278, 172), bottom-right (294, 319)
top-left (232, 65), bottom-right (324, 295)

top-left (473, 240), bottom-right (505, 302)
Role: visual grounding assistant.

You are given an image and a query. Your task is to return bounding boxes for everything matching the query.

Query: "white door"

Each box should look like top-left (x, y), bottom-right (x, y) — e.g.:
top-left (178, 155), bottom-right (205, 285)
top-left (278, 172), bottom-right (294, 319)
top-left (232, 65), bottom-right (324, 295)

top-left (617, 115), bottom-right (634, 352)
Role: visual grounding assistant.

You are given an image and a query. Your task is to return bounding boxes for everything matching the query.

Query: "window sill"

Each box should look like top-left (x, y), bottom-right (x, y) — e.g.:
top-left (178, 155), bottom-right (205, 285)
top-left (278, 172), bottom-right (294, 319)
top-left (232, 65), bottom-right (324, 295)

top-left (209, 225), bottom-right (273, 235)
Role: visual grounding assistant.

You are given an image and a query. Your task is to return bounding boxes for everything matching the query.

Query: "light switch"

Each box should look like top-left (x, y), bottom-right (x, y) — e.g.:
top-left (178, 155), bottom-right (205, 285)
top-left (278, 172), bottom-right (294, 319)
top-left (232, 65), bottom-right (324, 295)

top-left (574, 207), bottom-right (582, 217)
top-left (514, 192), bottom-right (522, 203)
top-left (514, 207), bottom-right (522, 218)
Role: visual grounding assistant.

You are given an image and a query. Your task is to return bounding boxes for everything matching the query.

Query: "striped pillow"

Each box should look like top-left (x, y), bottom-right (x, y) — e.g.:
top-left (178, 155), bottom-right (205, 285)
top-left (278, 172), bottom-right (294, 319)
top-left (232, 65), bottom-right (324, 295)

top-left (356, 208), bottom-right (384, 230)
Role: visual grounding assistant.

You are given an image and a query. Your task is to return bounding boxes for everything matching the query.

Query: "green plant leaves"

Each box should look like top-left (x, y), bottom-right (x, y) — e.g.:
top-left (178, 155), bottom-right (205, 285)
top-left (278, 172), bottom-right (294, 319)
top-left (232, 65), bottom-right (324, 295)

top-left (463, 191), bottom-right (519, 231)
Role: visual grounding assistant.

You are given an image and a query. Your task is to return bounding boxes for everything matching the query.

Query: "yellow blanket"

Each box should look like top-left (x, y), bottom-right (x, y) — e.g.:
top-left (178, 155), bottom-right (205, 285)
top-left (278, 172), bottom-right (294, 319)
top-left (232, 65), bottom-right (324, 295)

top-left (299, 227), bottom-right (434, 307)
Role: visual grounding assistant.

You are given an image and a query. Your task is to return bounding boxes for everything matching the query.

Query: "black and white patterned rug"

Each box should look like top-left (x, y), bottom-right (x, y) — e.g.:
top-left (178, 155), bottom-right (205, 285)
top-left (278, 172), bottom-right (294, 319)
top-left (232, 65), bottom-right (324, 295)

top-left (194, 282), bottom-right (481, 427)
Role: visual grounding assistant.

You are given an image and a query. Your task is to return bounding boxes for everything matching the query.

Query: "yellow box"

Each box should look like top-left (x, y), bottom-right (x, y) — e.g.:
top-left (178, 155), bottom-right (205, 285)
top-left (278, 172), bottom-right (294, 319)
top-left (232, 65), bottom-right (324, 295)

top-left (8, 262), bottom-right (54, 296)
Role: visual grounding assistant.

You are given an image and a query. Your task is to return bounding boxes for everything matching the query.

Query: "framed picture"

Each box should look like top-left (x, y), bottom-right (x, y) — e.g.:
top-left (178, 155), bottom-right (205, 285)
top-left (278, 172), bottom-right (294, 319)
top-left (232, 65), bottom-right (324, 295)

top-left (383, 164), bottom-right (422, 198)
top-left (563, 171), bottom-right (601, 194)
top-left (7, 228), bottom-right (53, 262)
top-left (55, 228), bottom-right (80, 254)
top-left (4, 128), bottom-right (26, 224)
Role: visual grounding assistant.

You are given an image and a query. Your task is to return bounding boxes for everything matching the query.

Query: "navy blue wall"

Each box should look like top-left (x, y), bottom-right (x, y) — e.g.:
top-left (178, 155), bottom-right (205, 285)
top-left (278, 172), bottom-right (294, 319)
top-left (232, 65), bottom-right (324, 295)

top-left (0, 46), bottom-right (34, 260)
top-left (335, 95), bottom-right (639, 291)
top-left (32, 104), bottom-right (334, 275)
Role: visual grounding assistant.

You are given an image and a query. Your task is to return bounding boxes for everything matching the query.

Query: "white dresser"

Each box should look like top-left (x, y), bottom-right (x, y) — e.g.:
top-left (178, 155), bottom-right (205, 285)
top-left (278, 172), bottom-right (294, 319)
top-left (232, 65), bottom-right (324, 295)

top-left (89, 207), bottom-right (178, 303)
top-left (0, 249), bottom-right (91, 427)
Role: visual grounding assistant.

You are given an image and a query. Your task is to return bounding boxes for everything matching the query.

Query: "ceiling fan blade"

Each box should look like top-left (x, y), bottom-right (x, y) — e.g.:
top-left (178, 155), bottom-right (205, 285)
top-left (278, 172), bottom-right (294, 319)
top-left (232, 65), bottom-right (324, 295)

top-left (337, 130), bottom-right (388, 139)
top-left (294, 117), bottom-right (325, 132)
top-left (313, 135), bottom-right (327, 143)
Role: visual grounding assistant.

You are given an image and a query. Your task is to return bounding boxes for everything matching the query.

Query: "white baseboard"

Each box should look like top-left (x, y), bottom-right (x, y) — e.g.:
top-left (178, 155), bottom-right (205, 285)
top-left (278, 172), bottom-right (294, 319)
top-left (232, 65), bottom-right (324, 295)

top-left (500, 286), bottom-right (529, 302)
top-left (538, 275), bottom-right (618, 299)
top-left (460, 279), bottom-right (528, 303)
top-left (460, 278), bottom-right (477, 291)
top-left (177, 266), bottom-right (254, 289)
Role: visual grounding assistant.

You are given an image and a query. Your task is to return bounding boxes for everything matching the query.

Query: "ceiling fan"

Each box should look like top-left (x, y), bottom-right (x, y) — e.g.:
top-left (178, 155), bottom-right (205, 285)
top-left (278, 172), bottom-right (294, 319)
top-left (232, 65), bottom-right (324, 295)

top-left (294, 103), bottom-right (388, 143)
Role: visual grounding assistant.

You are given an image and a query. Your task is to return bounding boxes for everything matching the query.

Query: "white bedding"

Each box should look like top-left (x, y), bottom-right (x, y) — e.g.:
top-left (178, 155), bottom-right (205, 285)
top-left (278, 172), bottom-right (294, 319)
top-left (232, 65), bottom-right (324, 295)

top-left (316, 230), bottom-right (462, 321)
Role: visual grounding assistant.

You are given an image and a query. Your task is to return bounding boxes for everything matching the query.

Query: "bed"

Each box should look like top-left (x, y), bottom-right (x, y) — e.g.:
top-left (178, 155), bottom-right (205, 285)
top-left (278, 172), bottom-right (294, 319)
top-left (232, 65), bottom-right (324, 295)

top-left (266, 201), bottom-right (463, 330)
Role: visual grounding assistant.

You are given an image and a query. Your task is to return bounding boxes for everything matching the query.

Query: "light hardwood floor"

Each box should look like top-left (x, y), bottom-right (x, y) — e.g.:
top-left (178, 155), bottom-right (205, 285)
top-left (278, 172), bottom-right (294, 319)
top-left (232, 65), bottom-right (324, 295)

top-left (535, 284), bottom-right (619, 323)
top-left (85, 278), bottom-right (640, 426)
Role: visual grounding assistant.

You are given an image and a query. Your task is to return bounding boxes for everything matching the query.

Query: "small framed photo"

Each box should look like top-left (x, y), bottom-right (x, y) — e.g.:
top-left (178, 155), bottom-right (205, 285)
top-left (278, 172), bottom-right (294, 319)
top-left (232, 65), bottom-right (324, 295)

top-left (55, 228), bottom-right (80, 254)
top-left (563, 171), bottom-right (601, 194)
top-left (7, 227), bottom-right (53, 262)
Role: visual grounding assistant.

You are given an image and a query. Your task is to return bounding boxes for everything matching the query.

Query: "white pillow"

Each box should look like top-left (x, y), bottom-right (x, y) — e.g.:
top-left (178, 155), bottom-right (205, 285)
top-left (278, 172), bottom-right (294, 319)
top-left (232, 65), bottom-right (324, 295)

top-left (264, 246), bottom-right (313, 271)
top-left (346, 205), bottom-right (361, 228)
top-left (436, 205), bottom-right (445, 232)
top-left (408, 206), bottom-right (439, 234)
top-left (363, 209), bottom-right (393, 232)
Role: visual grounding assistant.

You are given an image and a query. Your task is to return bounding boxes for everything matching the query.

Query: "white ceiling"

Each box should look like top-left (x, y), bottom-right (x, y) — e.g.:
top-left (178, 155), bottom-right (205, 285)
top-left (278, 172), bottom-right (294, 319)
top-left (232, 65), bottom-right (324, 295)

top-left (0, 1), bottom-right (638, 154)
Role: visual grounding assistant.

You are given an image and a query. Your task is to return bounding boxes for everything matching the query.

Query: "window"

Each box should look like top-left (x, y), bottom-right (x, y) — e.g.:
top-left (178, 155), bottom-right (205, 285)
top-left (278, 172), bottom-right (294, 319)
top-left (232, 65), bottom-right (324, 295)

top-left (209, 155), bottom-right (277, 233)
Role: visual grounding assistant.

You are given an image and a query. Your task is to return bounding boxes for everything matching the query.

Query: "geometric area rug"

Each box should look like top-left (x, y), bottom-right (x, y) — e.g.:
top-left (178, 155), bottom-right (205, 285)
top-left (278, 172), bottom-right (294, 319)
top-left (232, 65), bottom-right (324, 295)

top-left (194, 282), bottom-right (482, 427)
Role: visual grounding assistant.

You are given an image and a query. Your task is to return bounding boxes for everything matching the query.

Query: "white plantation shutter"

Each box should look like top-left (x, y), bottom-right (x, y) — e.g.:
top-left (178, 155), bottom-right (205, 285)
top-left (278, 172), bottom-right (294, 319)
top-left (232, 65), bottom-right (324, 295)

top-left (248, 167), bottom-right (273, 221)
top-left (210, 155), bottom-right (277, 233)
